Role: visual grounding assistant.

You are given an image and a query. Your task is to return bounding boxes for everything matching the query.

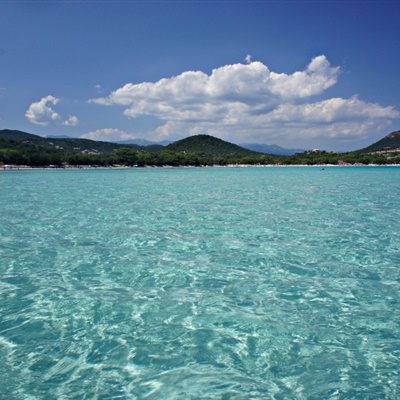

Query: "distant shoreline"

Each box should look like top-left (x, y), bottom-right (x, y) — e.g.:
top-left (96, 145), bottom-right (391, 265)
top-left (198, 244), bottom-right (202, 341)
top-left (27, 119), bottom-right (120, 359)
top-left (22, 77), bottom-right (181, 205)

top-left (2, 163), bottom-right (400, 171)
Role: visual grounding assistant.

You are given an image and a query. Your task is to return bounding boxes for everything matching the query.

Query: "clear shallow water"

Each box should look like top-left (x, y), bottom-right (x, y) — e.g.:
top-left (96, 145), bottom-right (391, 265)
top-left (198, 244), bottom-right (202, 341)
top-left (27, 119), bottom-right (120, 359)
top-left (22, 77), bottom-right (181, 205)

top-left (1, 166), bottom-right (399, 399)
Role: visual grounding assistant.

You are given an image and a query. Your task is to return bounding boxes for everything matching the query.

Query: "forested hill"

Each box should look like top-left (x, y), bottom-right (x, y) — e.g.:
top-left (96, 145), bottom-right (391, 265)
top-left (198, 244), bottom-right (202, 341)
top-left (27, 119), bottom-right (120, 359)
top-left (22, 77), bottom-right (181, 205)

top-left (0, 129), bottom-right (161, 154)
top-left (356, 130), bottom-right (400, 153)
top-left (0, 130), bottom-right (258, 157)
top-left (0, 130), bottom-right (50, 145)
top-left (166, 134), bottom-right (261, 158)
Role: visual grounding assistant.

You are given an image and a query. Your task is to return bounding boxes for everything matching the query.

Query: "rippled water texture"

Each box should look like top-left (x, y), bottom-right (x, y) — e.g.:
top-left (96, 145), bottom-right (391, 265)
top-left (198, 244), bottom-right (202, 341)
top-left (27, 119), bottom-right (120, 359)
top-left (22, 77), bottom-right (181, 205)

top-left (1, 166), bottom-right (400, 399)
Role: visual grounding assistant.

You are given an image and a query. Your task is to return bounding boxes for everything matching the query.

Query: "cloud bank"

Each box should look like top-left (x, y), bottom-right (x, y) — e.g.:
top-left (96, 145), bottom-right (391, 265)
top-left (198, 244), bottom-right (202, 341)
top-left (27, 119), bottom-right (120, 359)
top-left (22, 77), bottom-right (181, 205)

top-left (26, 95), bottom-right (79, 127)
top-left (89, 55), bottom-right (399, 148)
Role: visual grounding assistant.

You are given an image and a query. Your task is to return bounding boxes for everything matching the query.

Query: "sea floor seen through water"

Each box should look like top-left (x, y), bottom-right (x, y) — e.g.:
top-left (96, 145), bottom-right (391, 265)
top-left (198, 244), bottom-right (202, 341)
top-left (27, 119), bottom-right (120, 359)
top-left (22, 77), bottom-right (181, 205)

top-left (1, 166), bottom-right (400, 399)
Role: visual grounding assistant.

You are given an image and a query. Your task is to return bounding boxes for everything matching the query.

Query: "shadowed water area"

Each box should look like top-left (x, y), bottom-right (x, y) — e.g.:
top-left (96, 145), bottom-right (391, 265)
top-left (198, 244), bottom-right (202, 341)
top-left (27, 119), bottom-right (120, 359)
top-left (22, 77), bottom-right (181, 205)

top-left (1, 166), bottom-right (399, 399)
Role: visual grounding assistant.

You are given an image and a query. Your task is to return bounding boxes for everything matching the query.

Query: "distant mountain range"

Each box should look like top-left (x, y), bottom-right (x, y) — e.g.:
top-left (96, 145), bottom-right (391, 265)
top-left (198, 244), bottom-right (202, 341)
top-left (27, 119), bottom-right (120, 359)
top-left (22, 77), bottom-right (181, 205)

top-left (239, 143), bottom-right (305, 155)
top-left (46, 135), bottom-right (73, 139)
top-left (117, 138), bottom-right (172, 147)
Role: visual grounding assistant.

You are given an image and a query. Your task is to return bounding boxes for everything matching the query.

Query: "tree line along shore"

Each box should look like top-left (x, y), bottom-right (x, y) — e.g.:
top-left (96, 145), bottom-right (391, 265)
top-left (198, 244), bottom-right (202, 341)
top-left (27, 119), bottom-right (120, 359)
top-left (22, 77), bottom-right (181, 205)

top-left (1, 146), bottom-right (398, 168)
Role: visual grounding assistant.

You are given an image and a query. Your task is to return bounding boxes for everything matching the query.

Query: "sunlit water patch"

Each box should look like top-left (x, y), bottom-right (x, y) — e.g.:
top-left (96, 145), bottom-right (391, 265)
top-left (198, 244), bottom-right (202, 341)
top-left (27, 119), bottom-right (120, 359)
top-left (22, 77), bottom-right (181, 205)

top-left (1, 166), bottom-right (399, 399)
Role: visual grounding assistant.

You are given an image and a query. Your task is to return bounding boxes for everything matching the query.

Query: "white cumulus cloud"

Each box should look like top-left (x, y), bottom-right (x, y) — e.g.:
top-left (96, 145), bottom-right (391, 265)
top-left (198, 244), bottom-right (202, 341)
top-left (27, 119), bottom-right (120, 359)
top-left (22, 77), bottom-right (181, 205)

top-left (25, 95), bottom-right (61, 126)
top-left (26, 95), bottom-right (79, 127)
top-left (268, 55), bottom-right (340, 99)
top-left (89, 55), bottom-right (399, 149)
top-left (91, 55), bottom-right (338, 113)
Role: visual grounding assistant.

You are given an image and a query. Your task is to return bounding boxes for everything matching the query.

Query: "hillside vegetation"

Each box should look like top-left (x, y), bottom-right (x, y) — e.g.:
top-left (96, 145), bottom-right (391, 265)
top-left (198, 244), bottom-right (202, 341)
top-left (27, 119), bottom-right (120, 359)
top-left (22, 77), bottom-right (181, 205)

top-left (356, 130), bottom-right (400, 153)
top-left (0, 129), bottom-right (160, 154)
top-left (166, 134), bottom-right (260, 158)
top-left (1, 129), bottom-right (400, 167)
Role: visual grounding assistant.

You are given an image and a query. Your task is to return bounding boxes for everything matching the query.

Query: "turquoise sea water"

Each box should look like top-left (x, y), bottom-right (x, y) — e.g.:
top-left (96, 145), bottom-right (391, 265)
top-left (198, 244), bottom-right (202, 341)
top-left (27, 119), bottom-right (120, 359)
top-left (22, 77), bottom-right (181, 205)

top-left (1, 166), bottom-right (399, 399)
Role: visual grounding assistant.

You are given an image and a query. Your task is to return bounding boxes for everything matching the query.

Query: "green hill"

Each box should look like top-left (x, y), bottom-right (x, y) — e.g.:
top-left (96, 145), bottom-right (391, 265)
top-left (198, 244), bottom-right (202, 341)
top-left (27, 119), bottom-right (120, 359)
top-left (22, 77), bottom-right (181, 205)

top-left (166, 134), bottom-right (261, 158)
top-left (0, 129), bottom-right (50, 145)
top-left (357, 130), bottom-right (400, 153)
top-left (0, 129), bottom-right (156, 154)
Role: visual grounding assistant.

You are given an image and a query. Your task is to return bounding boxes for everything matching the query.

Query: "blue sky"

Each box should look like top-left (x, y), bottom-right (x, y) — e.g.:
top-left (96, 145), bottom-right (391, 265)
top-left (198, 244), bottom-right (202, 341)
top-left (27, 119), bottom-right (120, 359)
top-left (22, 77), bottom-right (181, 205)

top-left (1, 0), bottom-right (399, 151)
